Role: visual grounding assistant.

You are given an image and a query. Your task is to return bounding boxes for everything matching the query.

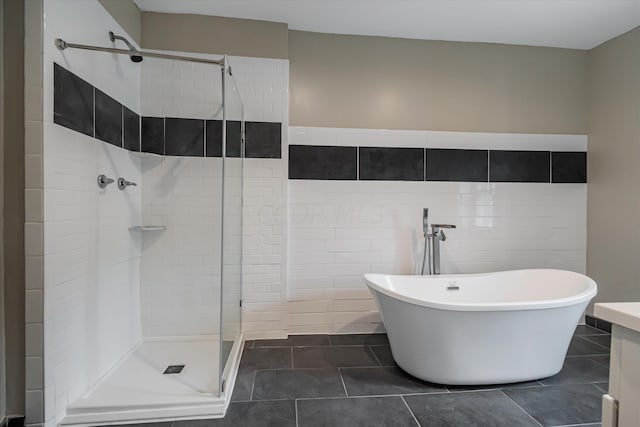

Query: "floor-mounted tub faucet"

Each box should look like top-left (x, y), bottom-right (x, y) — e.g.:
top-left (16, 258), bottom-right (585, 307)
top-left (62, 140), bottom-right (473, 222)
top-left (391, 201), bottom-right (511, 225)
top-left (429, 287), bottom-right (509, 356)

top-left (420, 208), bottom-right (456, 275)
top-left (431, 224), bottom-right (456, 275)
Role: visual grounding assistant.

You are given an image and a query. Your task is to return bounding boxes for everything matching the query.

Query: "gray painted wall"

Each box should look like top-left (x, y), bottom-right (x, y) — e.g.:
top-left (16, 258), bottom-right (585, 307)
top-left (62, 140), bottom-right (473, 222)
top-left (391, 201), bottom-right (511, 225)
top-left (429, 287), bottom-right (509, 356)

top-left (0, 0), bottom-right (6, 417)
top-left (289, 30), bottom-right (588, 134)
top-left (141, 11), bottom-right (289, 59)
top-left (587, 26), bottom-right (640, 307)
top-left (2, 0), bottom-right (25, 417)
top-left (98, 0), bottom-right (141, 45)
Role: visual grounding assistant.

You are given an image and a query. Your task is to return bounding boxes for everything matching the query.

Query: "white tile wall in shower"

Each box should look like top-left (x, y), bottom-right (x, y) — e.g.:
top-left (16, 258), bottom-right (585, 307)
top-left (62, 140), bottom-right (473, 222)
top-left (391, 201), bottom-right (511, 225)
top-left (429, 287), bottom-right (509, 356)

top-left (140, 53), bottom-right (288, 123)
top-left (140, 156), bottom-right (223, 337)
top-left (42, 124), bottom-right (143, 426)
top-left (140, 53), bottom-right (290, 339)
top-left (40, 1), bottom-right (142, 425)
top-left (286, 127), bottom-right (587, 334)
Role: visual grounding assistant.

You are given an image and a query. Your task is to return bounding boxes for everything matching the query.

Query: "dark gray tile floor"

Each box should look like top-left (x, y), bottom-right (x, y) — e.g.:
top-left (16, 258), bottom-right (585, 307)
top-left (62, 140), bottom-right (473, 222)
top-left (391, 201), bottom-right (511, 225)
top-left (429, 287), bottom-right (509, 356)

top-left (106, 327), bottom-right (610, 427)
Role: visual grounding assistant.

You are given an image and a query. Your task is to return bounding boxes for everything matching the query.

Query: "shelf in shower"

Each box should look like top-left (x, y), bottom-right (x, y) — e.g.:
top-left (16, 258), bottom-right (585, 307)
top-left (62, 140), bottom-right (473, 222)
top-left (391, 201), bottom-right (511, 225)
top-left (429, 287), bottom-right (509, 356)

top-left (129, 226), bottom-right (166, 232)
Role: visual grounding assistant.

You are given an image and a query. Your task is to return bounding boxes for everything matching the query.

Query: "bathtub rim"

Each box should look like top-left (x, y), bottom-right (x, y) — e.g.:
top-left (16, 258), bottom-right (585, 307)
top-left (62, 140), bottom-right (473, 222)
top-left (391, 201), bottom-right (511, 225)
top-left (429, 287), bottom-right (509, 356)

top-left (364, 269), bottom-right (597, 312)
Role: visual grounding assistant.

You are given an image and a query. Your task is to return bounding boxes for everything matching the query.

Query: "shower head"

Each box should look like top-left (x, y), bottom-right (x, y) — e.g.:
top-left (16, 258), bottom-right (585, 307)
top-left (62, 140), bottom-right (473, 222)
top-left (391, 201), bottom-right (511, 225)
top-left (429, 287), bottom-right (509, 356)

top-left (108, 31), bottom-right (143, 63)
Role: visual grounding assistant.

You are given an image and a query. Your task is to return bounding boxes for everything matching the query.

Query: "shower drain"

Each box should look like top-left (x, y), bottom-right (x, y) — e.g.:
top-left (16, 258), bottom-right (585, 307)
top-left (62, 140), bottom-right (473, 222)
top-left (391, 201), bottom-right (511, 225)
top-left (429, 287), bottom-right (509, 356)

top-left (163, 365), bottom-right (185, 374)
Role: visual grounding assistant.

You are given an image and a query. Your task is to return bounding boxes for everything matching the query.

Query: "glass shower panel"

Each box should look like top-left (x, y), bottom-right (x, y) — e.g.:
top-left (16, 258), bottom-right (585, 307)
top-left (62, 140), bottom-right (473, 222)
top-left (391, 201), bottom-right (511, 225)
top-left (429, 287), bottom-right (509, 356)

top-left (220, 59), bottom-right (244, 381)
top-left (135, 55), bottom-right (225, 400)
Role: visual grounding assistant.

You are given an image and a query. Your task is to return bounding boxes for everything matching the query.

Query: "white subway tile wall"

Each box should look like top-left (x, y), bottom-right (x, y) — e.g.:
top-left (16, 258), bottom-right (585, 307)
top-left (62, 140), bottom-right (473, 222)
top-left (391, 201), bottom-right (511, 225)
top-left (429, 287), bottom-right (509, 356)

top-left (43, 124), bottom-right (143, 426)
top-left (140, 53), bottom-right (289, 339)
top-left (289, 126), bottom-right (588, 151)
top-left (140, 55), bottom-right (288, 123)
top-left (140, 156), bottom-right (223, 337)
top-left (40, 1), bottom-right (142, 426)
top-left (242, 158), bottom-right (287, 339)
top-left (287, 127), bottom-right (587, 334)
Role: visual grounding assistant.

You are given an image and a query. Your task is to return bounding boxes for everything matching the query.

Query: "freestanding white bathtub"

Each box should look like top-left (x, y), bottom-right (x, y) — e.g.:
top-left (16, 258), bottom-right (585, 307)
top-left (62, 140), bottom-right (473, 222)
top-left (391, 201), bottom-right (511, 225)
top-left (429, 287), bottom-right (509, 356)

top-left (364, 269), bottom-right (597, 385)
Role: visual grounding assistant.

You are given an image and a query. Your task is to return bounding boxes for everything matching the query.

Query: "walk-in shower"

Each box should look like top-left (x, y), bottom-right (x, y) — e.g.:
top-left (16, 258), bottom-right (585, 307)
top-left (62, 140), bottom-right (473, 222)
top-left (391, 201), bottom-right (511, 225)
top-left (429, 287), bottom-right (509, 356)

top-left (49, 32), bottom-right (244, 424)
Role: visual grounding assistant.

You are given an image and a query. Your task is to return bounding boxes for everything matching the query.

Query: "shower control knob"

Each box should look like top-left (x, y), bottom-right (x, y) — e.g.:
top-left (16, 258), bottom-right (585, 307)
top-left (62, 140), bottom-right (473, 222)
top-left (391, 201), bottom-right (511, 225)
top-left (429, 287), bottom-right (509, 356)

top-left (97, 174), bottom-right (114, 189)
top-left (117, 177), bottom-right (137, 190)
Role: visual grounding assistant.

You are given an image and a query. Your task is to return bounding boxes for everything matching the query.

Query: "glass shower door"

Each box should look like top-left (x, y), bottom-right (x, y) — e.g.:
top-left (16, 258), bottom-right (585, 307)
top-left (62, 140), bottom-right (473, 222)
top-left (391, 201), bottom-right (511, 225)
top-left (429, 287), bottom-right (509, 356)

top-left (220, 57), bottom-right (244, 386)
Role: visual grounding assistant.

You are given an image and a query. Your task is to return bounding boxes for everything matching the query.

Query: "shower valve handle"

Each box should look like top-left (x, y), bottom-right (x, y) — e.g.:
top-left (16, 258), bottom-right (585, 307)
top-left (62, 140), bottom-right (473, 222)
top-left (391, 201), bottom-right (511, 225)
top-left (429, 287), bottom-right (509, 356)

top-left (97, 174), bottom-right (115, 189)
top-left (117, 177), bottom-right (137, 190)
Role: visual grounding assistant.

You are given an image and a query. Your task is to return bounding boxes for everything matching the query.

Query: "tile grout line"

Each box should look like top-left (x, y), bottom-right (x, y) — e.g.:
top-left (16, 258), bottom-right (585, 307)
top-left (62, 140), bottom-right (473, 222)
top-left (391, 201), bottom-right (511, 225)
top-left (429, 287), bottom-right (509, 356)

top-left (235, 389), bottom-right (467, 404)
top-left (250, 365), bottom-right (387, 373)
top-left (294, 399), bottom-right (299, 427)
top-left (368, 345), bottom-right (383, 366)
top-left (566, 352), bottom-right (610, 357)
top-left (249, 370), bottom-right (257, 401)
top-left (337, 368), bottom-right (348, 397)
top-left (400, 395), bottom-right (422, 427)
top-left (588, 358), bottom-right (610, 368)
top-left (551, 424), bottom-right (602, 427)
top-left (580, 336), bottom-right (610, 350)
top-left (499, 390), bottom-right (543, 427)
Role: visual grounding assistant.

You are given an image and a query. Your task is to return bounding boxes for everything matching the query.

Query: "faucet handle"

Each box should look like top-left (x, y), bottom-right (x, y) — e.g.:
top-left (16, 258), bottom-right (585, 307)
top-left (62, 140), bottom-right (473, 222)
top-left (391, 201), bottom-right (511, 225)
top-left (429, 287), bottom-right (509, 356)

top-left (432, 224), bottom-right (456, 241)
top-left (117, 177), bottom-right (137, 190)
top-left (97, 174), bottom-right (115, 189)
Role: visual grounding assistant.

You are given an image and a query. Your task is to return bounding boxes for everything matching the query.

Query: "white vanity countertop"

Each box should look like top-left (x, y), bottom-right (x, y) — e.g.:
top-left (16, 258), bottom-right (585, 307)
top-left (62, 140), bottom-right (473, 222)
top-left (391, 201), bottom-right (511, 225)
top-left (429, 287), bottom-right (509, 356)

top-left (594, 302), bottom-right (640, 333)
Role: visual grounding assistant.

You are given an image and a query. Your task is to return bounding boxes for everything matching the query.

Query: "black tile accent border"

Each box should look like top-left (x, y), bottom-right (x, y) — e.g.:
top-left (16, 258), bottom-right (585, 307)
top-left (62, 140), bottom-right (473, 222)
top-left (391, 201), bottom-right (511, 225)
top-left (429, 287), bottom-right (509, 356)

top-left (289, 145), bottom-right (586, 183)
top-left (205, 120), bottom-right (223, 157)
top-left (289, 145), bottom-right (357, 180)
top-left (226, 120), bottom-right (242, 158)
top-left (53, 63), bottom-right (282, 159)
top-left (53, 63), bottom-right (94, 137)
top-left (359, 147), bottom-right (424, 181)
top-left (490, 150), bottom-right (551, 182)
top-left (426, 148), bottom-right (488, 182)
top-left (141, 117), bottom-right (164, 155)
top-left (553, 151), bottom-right (587, 183)
top-left (94, 88), bottom-right (123, 147)
top-left (123, 106), bottom-right (140, 151)
top-left (246, 121), bottom-right (281, 158)
top-left (165, 118), bottom-right (204, 157)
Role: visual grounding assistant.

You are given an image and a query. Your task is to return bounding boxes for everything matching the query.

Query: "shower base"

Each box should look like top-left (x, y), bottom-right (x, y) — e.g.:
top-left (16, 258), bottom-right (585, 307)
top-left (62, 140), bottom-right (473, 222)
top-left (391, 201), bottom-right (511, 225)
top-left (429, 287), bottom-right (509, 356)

top-left (61, 335), bottom-right (243, 426)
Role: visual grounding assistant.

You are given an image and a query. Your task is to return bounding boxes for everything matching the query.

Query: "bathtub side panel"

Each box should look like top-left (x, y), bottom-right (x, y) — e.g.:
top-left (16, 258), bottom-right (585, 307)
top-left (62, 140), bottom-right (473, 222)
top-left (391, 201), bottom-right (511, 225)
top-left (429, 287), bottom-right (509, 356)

top-left (374, 290), bottom-right (587, 385)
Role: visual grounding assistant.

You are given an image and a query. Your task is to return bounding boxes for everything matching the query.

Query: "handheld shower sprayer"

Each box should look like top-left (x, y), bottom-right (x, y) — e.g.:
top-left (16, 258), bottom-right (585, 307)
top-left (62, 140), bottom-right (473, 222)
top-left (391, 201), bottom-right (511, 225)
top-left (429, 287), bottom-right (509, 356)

top-left (421, 208), bottom-right (431, 275)
top-left (423, 208), bottom-right (429, 237)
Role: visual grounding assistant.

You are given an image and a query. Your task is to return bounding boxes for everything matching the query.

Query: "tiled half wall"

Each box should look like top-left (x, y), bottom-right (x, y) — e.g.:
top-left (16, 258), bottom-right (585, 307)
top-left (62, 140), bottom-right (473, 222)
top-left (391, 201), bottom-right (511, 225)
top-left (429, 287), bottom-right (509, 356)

top-left (286, 127), bottom-right (587, 334)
